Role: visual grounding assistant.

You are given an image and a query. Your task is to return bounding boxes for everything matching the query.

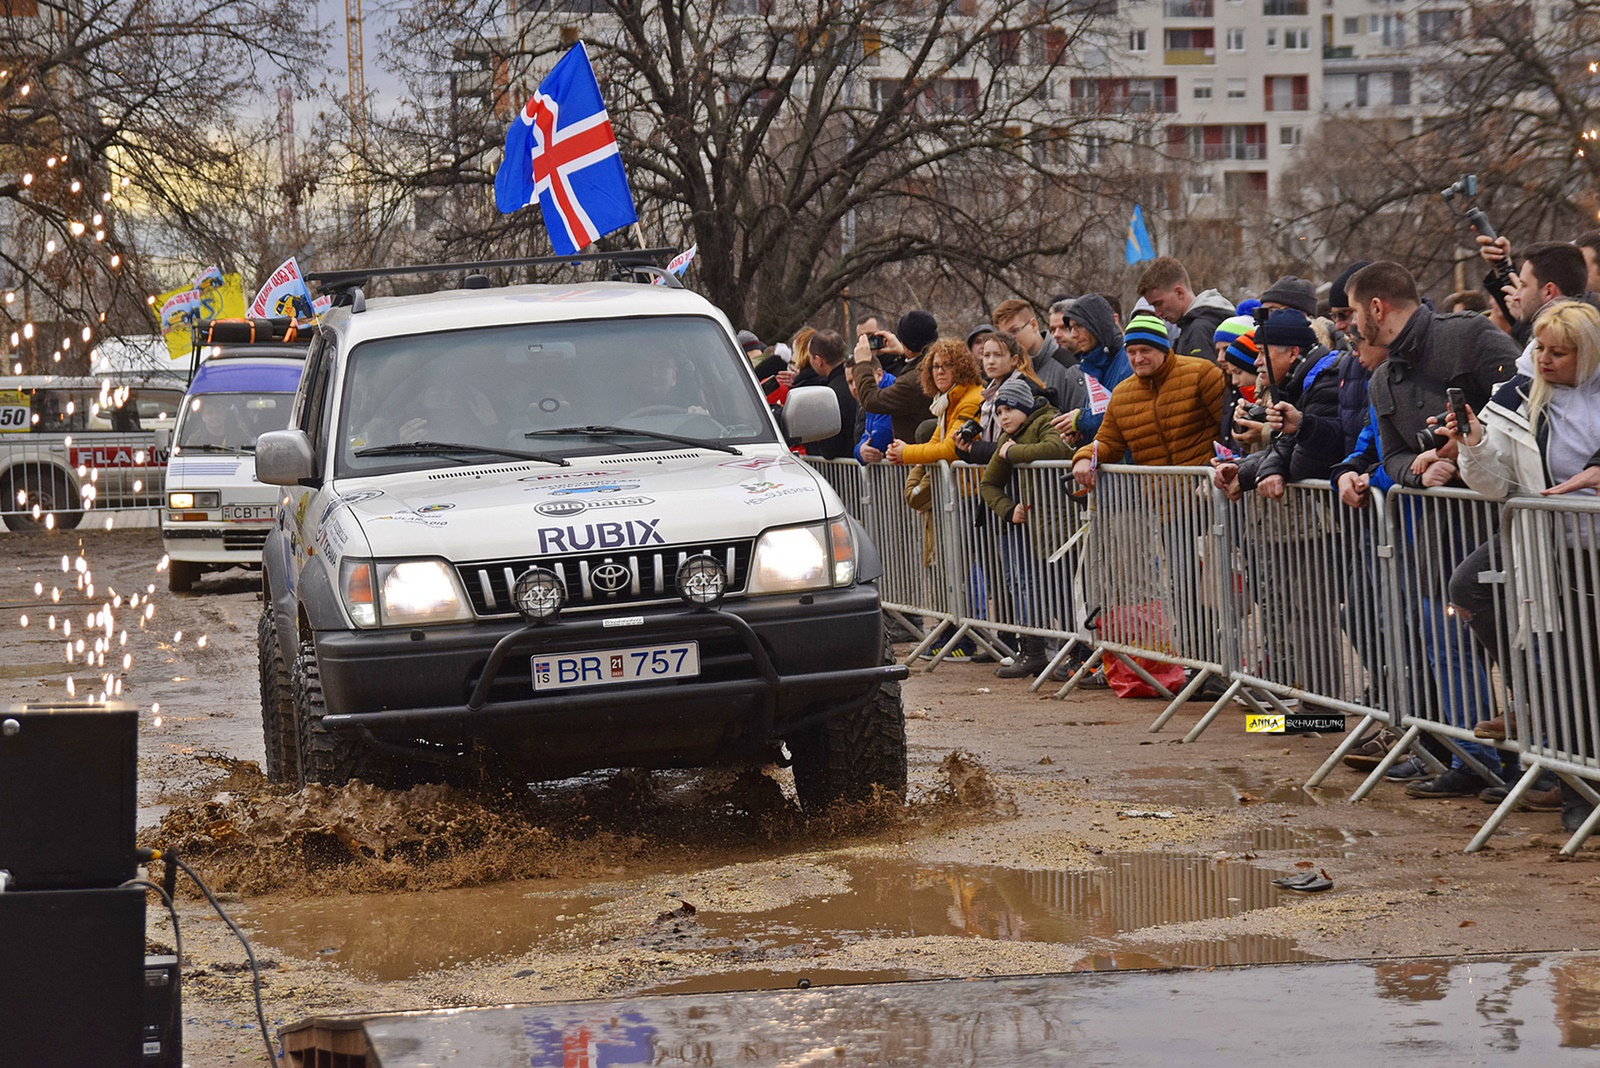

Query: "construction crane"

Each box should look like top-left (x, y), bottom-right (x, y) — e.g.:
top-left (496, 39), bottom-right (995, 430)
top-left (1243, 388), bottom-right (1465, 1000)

top-left (345, 0), bottom-right (369, 238)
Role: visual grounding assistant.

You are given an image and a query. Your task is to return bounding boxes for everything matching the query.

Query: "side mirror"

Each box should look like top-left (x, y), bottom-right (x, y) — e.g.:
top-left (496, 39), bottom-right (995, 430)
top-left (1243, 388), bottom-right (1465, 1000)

top-left (151, 428), bottom-right (169, 454)
top-left (781, 386), bottom-right (842, 443)
top-left (255, 429), bottom-right (318, 486)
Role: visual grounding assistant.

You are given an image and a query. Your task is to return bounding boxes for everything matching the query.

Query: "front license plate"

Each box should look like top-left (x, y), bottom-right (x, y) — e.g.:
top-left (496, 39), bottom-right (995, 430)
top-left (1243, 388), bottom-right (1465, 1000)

top-left (222, 504), bottom-right (275, 522)
top-left (532, 641), bottom-right (700, 692)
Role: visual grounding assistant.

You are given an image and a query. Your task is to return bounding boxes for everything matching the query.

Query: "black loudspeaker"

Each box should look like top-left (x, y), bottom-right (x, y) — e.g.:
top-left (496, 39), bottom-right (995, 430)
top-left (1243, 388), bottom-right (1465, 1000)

top-left (0, 886), bottom-right (146, 1067)
top-left (143, 955), bottom-right (182, 1067)
top-left (0, 703), bottom-right (138, 889)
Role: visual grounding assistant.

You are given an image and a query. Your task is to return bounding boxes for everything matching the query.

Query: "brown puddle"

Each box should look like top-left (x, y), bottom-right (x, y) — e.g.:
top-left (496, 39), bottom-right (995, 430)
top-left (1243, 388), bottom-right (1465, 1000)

top-left (245, 852), bottom-right (1313, 983)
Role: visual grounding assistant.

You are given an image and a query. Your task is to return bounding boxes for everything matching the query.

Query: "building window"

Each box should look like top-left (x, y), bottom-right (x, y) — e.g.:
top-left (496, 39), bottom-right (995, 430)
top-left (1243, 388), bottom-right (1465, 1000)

top-left (1355, 72), bottom-right (1369, 106)
top-left (1367, 14), bottom-right (1379, 32)
top-left (1226, 27), bottom-right (1246, 50)
top-left (1227, 77), bottom-right (1247, 99)
top-left (1266, 28), bottom-right (1278, 47)
top-left (1084, 134), bottom-right (1108, 165)
top-left (1186, 175), bottom-right (1215, 196)
top-left (1392, 69), bottom-right (1411, 105)
top-left (1129, 28), bottom-right (1148, 50)
top-left (1262, 0), bottom-right (1308, 14)
top-left (1280, 124), bottom-right (1302, 145)
top-left (1264, 74), bottom-right (1308, 109)
top-left (1417, 9), bottom-right (1461, 41)
top-left (1342, 15), bottom-right (1359, 34)
top-left (1284, 27), bottom-right (1310, 49)
top-left (1194, 78), bottom-right (1214, 98)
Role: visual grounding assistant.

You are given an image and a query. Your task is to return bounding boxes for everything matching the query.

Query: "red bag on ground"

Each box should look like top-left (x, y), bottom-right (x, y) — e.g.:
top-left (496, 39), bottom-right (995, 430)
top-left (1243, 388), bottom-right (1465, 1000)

top-left (1103, 653), bottom-right (1188, 699)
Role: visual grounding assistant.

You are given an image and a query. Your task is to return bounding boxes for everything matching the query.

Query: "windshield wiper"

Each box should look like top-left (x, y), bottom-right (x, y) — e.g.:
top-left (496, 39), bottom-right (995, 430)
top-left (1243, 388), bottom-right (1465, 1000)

top-left (524, 425), bottom-right (741, 456)
top-left (355, 441), bottom-right (569, 466)
top-left (177, 443), bottom-right (254, 454)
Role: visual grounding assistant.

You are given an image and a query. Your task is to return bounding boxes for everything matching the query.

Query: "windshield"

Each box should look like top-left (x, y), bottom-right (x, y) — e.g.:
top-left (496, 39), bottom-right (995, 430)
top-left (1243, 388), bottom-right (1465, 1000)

top-left (176, 392), bottom-right (293, 452)
top-left (336, 316), bottom-right (777, 476)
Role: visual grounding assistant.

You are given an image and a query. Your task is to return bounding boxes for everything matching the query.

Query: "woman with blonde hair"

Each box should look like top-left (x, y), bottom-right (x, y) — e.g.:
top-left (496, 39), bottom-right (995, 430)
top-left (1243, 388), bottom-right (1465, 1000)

top-left (885, 338), bottom-right (984, 467)
top-left (955, 329), bottom-right (1047, 467)
top-left (1447, 298), bottom-right (1600, 832)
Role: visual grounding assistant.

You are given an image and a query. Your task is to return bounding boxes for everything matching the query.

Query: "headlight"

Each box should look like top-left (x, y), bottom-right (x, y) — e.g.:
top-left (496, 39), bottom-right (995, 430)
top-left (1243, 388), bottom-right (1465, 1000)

top-left (746, 520), bottom-right (857, 596)
top-left (340, 558), bottom-right (473, 627)
top-left (168, 491), bottom-right (219, 509)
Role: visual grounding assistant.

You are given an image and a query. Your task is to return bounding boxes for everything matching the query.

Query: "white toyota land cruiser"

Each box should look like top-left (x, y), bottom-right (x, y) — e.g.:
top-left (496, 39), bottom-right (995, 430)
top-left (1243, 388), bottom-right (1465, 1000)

top-left (254, 264), bottom-right (907, 810)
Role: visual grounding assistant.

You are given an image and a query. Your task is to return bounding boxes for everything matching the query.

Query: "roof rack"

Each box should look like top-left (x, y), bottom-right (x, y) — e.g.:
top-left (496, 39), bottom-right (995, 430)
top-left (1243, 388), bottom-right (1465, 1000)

top-left (306, 247), bottom-right (681, 297)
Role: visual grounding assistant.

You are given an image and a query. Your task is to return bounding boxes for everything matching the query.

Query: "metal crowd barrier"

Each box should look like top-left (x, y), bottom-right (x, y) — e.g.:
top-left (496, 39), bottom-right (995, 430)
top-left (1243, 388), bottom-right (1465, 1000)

top-left (1470, 496), bottom-right (1600, 854)
top-left (0, 434), bottom-right (167, 532)
top-left (809, 453), bottom-right (1600, 850)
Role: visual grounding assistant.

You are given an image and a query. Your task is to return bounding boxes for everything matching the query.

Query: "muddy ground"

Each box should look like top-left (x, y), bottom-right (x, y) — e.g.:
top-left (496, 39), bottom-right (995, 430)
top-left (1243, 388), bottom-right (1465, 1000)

top-left (7, 528), bottom-right (1600, 1065)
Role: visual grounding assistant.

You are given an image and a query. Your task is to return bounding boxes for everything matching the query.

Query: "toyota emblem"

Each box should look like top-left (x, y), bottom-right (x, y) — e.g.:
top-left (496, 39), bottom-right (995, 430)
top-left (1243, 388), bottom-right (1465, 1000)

top-left (591, 562), bottom-right (631, 594)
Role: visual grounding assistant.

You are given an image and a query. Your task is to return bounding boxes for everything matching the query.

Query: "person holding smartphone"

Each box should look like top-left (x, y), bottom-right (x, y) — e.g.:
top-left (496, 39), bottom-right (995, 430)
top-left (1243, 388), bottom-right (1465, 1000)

top-left (1445, 299), bottom-right (1600, 827)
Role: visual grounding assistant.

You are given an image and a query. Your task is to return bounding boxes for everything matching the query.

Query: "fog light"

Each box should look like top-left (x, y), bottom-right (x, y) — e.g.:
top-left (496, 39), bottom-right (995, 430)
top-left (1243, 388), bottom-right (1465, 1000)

top-left (675, 554), bottom-right (726, 608)
top-left (513, 567), bottom-right (564, 622)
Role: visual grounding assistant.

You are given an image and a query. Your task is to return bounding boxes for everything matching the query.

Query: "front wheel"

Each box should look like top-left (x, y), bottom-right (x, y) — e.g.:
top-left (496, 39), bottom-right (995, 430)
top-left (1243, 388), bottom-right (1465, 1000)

top-left (789, 635), bottom-right (907, 812)
top-left (3, 468), bottom-right (82, 532)
top-left (167, 559), bottom-right (202, 594)
top-left (258, 606), bottom-right (300, 785)
top-left (292, 634), bottom-right (417, 789)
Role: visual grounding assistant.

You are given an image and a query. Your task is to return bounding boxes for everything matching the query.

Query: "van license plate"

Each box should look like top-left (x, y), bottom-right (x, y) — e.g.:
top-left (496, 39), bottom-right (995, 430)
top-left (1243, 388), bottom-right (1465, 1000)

top-left (222, 505), bottom-right (275, 522)
top-left (532, 642), bottom-right (700, 692)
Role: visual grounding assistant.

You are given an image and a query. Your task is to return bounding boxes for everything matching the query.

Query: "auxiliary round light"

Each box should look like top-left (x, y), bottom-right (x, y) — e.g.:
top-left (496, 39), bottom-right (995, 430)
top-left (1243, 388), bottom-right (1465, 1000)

top-left (513, 567), bottom-right (565, 622)
top-left (675, 554), bottom-right (727, 608)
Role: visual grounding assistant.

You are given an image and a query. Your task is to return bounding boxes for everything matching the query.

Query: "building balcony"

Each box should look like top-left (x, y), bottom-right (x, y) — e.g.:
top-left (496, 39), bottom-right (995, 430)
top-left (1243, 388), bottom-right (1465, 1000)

top-left (1070, 95), bottom-right (1180, 115)
top-left (1323, 45), bottom-right (1354, 58)
top-left (1181, 144), bottom-right (1266, 160)
top-left (1265, 94), bottom-right (1310, 111)
top-left (1162, 0), bottom-right (1214, 16)
top-left (1165, 48), bottom-right (1216, 64)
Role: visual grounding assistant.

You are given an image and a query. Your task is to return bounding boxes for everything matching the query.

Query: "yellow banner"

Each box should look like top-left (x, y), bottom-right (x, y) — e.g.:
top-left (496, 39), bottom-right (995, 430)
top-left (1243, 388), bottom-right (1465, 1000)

top-left (1246, 714), bottom-right (1286, 734)
top-left (152, 273), bottom-right (247, 362)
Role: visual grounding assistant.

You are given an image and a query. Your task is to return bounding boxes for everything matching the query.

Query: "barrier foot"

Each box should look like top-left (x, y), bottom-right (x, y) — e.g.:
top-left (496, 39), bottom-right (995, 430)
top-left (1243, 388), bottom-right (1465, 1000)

top-left (1466, 763), bottom-right (1543, 854)
top-left (921, 621), bottom-right (973, 674)
top-left (902, 620), bottom-right (950, 668)
top-left (1557, 775), bottom-right (1600, 856)
top-left (1053, 646), bottom-right (1104, 700)
top-left (1351, 724), bottom-right (1426, 802)
top-left (1118, 652), bottom-right (1176, 701)
top-left (1179, 676), bottom-right (1241, 743)
top-left (1148, 669), bottom-right (1211, 733)
top-left (1305, 714), bottom-right (1378, 790)
top-left (1030, 638), bottom-right (1080, 694)
top-left (968, 627), bottom-right (1012, 664)
top-left (885, 608), bottom-right (926, 643)
top-left (1256, 689), bottom-right (1297, 716)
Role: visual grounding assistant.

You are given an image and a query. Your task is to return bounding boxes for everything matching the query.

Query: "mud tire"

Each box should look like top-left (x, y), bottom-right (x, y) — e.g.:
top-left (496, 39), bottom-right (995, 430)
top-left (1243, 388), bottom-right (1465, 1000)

top-left (257, 606), bottom-right (300, 785)
top-left (789, 634), bottom-right (907, 812)
top-left (292, 634), bottom-right (416, 789)
top-left (168, 559), bottom-right (202, 594)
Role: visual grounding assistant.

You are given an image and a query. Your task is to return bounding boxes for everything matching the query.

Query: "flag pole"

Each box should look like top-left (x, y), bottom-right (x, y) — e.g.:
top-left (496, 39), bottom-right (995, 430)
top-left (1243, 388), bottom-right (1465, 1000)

top-left (631, 222), bottom-right (646, 250)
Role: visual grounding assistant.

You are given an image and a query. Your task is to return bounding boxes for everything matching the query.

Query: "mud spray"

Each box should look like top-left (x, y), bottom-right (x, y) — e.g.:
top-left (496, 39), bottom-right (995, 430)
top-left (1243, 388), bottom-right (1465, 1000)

top-left (145, 749), bottom-right (1014, 897)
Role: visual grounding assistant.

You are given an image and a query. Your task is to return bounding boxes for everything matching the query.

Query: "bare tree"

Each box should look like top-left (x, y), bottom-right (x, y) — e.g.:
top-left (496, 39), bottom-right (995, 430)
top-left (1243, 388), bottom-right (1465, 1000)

top-left (363, 0), bottom-right (1150, 338)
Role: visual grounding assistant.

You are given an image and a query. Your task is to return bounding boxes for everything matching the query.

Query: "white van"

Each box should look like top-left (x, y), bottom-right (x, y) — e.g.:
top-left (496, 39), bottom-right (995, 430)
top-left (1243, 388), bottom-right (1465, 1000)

top-left (254, 267), bottom-right (906, 808)
top-left (162, 343), bottom-right (306, 591)
top-left (0, 373), bottom-right (184, 531)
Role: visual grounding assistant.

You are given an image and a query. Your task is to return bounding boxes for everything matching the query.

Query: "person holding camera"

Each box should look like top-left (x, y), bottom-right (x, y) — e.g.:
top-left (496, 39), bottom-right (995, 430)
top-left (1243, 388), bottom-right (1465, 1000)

top-left (1444, 299), bottom-right (1600, 828)
top-left (884, 338), bottom-right (984, 469)
top-left (851, 310), bottom-right (938, 446)
top-left (979, 379), bottom-right (1071, 679)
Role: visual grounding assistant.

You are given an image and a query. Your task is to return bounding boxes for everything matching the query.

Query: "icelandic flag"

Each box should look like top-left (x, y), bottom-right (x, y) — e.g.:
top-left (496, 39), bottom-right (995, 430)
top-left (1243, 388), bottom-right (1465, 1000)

top-left (1125, 204), bottom-right (1155, 265)
top-left (495, 42), bottom-right (639, 255)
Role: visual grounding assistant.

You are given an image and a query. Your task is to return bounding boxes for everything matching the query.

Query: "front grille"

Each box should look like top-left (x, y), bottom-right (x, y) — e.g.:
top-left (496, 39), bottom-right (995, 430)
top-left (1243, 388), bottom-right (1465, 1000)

top-left (458, 539), bottom-right (754, 617)
top-left (222, 529), bottom-right (271, 551)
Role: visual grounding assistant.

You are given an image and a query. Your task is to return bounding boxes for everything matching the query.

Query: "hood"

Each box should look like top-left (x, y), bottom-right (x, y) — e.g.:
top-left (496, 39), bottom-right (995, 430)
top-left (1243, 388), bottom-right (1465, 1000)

top-left (1064, 293), bottom-right (1123, 355)
top-left (333, 449), bottom-right (837, 561)
top-left (1181, 289), bottom-right (1238, 323)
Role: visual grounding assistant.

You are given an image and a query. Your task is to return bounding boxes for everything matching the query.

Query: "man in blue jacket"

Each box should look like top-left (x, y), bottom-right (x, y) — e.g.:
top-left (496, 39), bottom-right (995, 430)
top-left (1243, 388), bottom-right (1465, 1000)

top-left (1050, 294), bottom-right (1133, 443)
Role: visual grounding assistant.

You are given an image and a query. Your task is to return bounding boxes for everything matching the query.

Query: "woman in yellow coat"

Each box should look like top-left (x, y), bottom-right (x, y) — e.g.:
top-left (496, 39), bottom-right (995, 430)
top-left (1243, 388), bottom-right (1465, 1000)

top-left (886, 338), bottom-right (984, 466)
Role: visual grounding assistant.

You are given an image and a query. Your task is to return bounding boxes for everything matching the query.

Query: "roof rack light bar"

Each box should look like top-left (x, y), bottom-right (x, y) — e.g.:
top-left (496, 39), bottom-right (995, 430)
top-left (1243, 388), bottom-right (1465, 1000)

top-left (306, 248), bottom-right (677, 289)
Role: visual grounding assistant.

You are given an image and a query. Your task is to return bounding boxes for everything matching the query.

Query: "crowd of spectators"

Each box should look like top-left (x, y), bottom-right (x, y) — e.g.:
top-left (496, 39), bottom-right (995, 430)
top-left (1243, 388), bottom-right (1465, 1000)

top-left (737, 236), bottom-right (1600, 835)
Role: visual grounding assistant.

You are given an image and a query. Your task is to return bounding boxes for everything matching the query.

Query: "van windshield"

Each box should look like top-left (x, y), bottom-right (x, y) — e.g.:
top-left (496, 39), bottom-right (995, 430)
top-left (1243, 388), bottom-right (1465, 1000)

top-left (177, 393), bottom-right (293, 453)
top-left (337, 316), bottom-right (777, 476)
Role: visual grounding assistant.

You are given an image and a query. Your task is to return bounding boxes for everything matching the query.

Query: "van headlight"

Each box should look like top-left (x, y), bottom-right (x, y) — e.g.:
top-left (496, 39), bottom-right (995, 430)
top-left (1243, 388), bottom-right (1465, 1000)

top-left (745, 518), bottom-right (857, 596)
top-left (341, 558), bottom-right (473, 627)
top-left (168, 491), bottom-right (219, 509)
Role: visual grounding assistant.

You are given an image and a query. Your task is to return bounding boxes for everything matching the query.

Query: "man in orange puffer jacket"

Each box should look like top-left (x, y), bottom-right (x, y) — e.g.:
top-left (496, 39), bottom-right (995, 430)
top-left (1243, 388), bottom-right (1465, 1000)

top-left (1070, 313), bottom-right (1226, 486)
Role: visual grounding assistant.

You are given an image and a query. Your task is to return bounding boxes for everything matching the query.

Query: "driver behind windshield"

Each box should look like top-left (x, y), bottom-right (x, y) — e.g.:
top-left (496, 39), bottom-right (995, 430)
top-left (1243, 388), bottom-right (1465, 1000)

top-left (613, 356), bottom-right (708, 421)
top-left (186, 397), bottom-right (253, 450)
top-left (367, 361), bottom-right (502, 446)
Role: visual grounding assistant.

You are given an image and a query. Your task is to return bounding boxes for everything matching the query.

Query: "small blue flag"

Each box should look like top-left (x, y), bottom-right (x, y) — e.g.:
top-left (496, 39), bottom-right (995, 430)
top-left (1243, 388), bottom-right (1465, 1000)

top-left (1125, 204), bottom-right (1155, 265)
top-left (495, 42), bottom-right (639, 255)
